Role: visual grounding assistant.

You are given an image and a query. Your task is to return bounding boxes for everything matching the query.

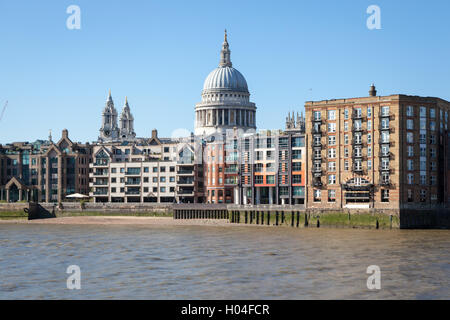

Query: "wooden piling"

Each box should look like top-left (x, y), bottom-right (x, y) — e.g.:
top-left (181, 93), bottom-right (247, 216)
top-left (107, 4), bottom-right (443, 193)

top-left (281, 211), bottom-right (285, 225)
top-left (275, 211), bottom-right (279, 226)
top-left (267, 211), bottom-right (270, 225)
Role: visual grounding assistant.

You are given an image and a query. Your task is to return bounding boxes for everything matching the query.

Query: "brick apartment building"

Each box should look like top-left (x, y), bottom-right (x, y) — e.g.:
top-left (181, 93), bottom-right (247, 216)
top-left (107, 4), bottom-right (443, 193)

top-left (305, 85), bottom-right (450, 210)
top-left (0, 129), bottom-right (91, 203)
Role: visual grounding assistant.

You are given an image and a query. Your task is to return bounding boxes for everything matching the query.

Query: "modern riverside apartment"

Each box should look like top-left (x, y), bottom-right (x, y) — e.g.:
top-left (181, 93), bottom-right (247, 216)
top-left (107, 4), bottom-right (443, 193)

top-left (203, 113), bottom-right (306, 205)
top-left (89, 130), bottom-right (179, 203)
top-left (305, 84), bottom-right (450, 211)
top-left (0, 129), bottom-right (91, 203)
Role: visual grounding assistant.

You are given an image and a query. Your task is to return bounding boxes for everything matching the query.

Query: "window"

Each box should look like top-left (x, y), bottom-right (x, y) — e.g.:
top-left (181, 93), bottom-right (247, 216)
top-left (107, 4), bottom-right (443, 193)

top-left (431, 162), bottom-right (437, 171)
top-left (406, 106), bottom-right (414, 117)
top-left (407, 160), bottom-right (414, 171)
top-left (381, 118), bottom-right (389, 129)
top-left (328, 162), bottom-right (336, 172)
top-left (344, 160), bottom-right (349, 171)
top-left (367, 133), bottom-right (372, 144)
top-left (406, 132), bottom-right (413, 143)
top-left (344, 109), bottom-right (349, 120)
top-left (407, 174), bottom-right (414, 185)
top-left (160, 177), bottom-right (166, 182)
top-left (420, 160), bottom-right (427, 171)
top-left (328, 148), bottom-right (336, 159)
top-left (430, 176), bottom-right (437, 186)
top-left (430, 108), bottom-right (436, 118)
top-left (328, 190), bottom-right (336, 202)
top-left (368, 160), bottom-right (372, 170)
top-left (368, 146), bottom-right (372, 157)
top-left (381, 106), bottom-right (390, 116)
top-left (344, 147), bottom-right (349, 158)
top-left (430, 121), bottom-right (436, 131)
top-left (328, 110), bottom-right (336, 120)
top-left (328, 123), bottom-right (336, 133)
top-left (407, 146), bottom-right (414, 157)
top-left (381, 189), bottom-right (389, 202)
top-left (313, 189), bottom-right (321, 202)
top-left (407, 189), bottom-right (413, 202)
top-left (420, 146), bottom-right (427, 157)
top-left (152, 177), bottom-right (157, 183)
top-left (344, 122), bottom-right (349, 131)
top-left (430, 147), bottom-right (437, 158)
top-left (328, 175), bottom-right (336, 185)
top-left (292, 162), bottom-right (301, 171)
top-left (367, 107), bottom-right (372, 118)
top-left (419, 134), bottom-right (426, 144)
top-left (381, 131), bottom-right (390, 143)
top-left (407, 119), bottom-right (414, 130)
top-left (430, 135), bottom-right (436, 144)
top-left (160, 187), bottom-right (166, 193)
top-left (328, 135), bottom-right (336, 146)
top-left (420, 174), bottom-right (427, 185)
top-left (420, 189), bottom-right (426, 202)
top-left (367, 120), bottom-right (372, 130)
top-left (344, 134), bottom-right (349, 145)
top-left (153, 167), bottom-right (158, 172)
top-left (292, 175), bottom-right (301, 184)
top-left (420, 106), bottom-right (427, 117)
top-left (313, 111), bottom-right (321, 120)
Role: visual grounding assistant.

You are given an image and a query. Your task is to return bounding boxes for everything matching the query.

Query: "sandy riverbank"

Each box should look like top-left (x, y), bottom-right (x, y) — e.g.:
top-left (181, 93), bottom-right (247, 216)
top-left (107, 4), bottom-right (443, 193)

top-left (0, 216), bottom-right (253, 227)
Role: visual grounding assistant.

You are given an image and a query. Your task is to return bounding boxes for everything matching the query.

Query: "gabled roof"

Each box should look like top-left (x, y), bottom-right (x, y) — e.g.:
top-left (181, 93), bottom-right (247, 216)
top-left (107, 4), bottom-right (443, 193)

top-left (5, 176), bottom-right (30, 190)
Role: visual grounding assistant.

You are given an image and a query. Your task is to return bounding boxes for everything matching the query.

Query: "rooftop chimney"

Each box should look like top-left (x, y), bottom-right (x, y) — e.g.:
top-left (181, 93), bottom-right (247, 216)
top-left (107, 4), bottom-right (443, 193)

top-left (369, 84), bottom-right (377, 97)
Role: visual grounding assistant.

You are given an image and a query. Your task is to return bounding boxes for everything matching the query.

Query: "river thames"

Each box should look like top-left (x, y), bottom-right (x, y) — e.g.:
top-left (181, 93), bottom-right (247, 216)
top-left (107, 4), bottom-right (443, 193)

top-left (0, 224), bottom-right (449, 299)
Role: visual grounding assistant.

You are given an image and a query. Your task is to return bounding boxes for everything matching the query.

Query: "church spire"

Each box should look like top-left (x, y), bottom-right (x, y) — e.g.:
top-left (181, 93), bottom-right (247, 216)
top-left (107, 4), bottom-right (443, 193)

top-left (219, 29), bottom-right (232, 67)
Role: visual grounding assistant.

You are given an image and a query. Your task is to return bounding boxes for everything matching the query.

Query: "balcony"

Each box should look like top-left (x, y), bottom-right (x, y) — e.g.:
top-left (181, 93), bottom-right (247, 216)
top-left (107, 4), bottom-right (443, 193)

top-left (352, 113), bottom-right (365, 120)
top-left (225, 167), bottom-right (239, 174)
top-left (125, 170), bottom-right (141, 176)
top-left (312, 118), bottom-right (322, 124)
top-left (94, 161), bottom-right (109, 167)
top-left (379, 151), bottom-right (394, 159)
top-left (93, 171), bottom-right (108, 176)
top-left (125, 181), bottom-right (141, 186)
top-left (312, 141), bottom-right (322, 148)
top-left (312, 128), bottom-right (323, 135)
top-left (93, 181), bottom-right (108, 186)
top-left (379, 126), bottom-right (395, 133)
top-left (312, 153), bottom-right (322, 160)
top-left (379, 140), bottom-right (395, 147)
top-left (177, 178), bottom-right (194, 186)
top-left (224, 179), bottom-right (239, 186)
top-left (379, 167), bottom-right (395, 174)
top-left (379, 112), bottom-right (395, 120)
top-left (352, 139), bottom-right (365, 146)
top-left (125, 190), bottom-right (140, 195)
top-left (177, 169), bottom-right (194, 175)
top-left (352, 167), bottom-right (365, 174)
top-left (352, 154), bottom-right (366, 161)
top-left (312, 179), bottom-right (323, 188)
top-left (312, 170), bottom-right (323, 178)
top-left (352, 126), bottom-right (365, 133)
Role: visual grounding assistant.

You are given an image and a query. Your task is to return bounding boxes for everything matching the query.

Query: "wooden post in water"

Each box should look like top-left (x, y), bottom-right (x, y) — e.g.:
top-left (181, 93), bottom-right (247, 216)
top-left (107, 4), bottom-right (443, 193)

top-left (275, 211), bottom-right (279, 226)
top-left (250, 211), bottom-right (253, 224)
top-left (238, 211), bottom-right (241, 224)
top-left (291, 211), bottom-right (294, 227)
top-left (281, 211), bottom-right (285, 224)
top-left (245, 211), bottom-right (248, 224)
top-left (267, 211), bottom-right (270, 225)
top-left (303, 212), bottom-right (307, 227)
top-left (256, 211), bottom-right (260, 224)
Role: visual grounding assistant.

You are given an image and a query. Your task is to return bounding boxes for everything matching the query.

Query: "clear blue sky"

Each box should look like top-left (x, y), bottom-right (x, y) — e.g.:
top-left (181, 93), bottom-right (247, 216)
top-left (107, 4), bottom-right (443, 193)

top-left (1, 0), bottom-right (449, 143)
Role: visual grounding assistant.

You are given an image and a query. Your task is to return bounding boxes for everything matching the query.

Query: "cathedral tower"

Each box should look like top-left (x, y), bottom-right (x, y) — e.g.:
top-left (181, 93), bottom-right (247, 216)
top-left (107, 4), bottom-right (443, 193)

top-left (99, 90), bottom-right (120, 142)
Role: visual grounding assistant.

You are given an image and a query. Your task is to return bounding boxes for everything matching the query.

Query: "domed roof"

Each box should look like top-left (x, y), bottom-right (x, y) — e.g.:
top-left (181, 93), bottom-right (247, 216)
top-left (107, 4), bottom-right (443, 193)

top-left (203, 66), bottom-right (248, 93)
